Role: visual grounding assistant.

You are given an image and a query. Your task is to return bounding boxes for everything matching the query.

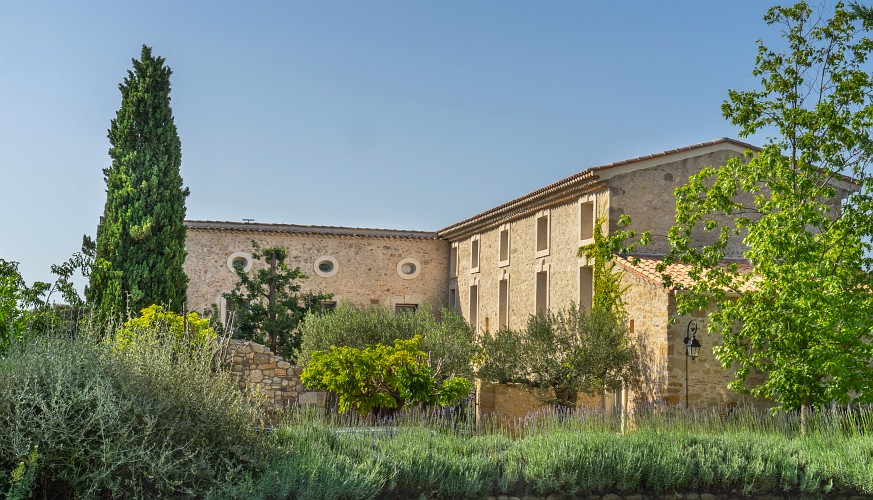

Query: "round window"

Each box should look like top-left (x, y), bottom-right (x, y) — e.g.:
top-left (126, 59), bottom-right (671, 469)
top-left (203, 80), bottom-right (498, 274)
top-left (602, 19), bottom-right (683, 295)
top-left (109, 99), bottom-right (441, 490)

top-left (314, 256), bottom-right (338, 277)
top-left (226, 251), bottom-right (253, 273)
top-left (396, 258), bottom-right (421, 280)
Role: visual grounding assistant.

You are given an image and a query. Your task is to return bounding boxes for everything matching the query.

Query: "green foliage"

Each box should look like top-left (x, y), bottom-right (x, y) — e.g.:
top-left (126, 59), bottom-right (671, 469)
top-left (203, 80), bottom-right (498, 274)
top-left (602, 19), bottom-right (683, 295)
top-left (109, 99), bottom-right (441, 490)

top-left (245, 407), bottom-right (873, 499)
top-left (477, 306), bottom-right (640, 408)
top-left (662, 2), bottom-right (873, 410)
top-left (0, 324), bottom-right (267, 498)
top-left (0, 260), bottom-right (34, 353)
top-left (88, 45), bottom-right (189, 322)
top-left (0, 248), bottom-right (93, 346)
top-left (299, 302), bottom-right (475, 381)
top-left (579, 215), bottom-right (644, 317)
top-left (2, 446), bottom-right (37, 500)
top-left (114, 304), bottom-right (217, 355)
top-left (222, 242), bottom-right (331, 362)
top-left (301, 336), bottom-right (473, 414)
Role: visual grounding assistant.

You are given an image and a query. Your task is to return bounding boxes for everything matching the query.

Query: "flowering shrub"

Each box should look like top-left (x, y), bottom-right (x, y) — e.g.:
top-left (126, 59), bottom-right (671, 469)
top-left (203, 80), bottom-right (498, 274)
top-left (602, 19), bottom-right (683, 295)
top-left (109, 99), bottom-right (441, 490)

top-left (114, 304), bottom-right (216, 355)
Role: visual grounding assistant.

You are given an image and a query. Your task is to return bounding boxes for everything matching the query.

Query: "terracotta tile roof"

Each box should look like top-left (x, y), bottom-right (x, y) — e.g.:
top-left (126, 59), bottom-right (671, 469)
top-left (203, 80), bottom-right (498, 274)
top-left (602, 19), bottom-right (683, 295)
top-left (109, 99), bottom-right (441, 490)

top-left (184, 220), bottom-right (442, 240)
top-left (437, 138), bottom-right (758, 239)
top-left (613, 254), bottom-right (759, 293)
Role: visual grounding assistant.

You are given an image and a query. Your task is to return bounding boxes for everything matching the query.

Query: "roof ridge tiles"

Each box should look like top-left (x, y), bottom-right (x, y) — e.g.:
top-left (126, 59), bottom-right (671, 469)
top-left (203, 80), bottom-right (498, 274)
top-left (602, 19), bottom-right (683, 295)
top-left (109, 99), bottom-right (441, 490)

top-left (184, 220), bottom-right (441, 240)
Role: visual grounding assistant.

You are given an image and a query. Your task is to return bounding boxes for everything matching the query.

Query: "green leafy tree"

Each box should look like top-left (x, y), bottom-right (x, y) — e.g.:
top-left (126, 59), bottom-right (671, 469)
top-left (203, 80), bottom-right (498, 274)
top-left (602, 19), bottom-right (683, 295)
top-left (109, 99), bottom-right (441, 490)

top-left (301, 336), bottom-right (473, 415)
top-left (88, 45), bottom-right (189, 321)
top-left (0, 260), bottom-right (35, 353)
top-left (0, 253), bottom-right (91, 350)
top-left (661, 2), bottom-right (873, 418)
top-left (477, 306), bottom-right (639, 409)
top-left (223, 242), bottom-right (331, 361)
top-left (298, 302), bottom-right (474, 381)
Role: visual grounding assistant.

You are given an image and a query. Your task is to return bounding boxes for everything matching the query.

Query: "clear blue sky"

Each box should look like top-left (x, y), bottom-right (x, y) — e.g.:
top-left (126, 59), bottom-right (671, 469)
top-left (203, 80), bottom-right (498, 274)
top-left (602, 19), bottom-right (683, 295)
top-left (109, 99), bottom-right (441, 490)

top-left (1, 1), bottom-right (778, 288)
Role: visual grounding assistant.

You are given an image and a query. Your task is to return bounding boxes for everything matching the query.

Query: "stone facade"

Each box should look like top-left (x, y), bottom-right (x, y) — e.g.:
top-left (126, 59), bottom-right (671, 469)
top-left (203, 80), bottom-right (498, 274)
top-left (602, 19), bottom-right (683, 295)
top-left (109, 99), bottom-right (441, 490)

top-left (450, 191), bottom-right (606, 334)
top-left (621, 267), bottom-right (672, 408)
top-left (218, 339), bottom-right (325, 409)
top-left (603, 149), bottom-right (747, 257)
top-left (187, 138), bottom-right (851, 419)
top-left (184, 221), bottom-right (450, 318)
top-left (476, 380), bottom-right (614, 428)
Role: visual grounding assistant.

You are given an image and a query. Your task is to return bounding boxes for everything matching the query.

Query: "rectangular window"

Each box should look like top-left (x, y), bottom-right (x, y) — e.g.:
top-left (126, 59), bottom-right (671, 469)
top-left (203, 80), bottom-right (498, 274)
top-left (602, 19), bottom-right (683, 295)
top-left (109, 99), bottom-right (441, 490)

top-left (498, 277), bottom-right (509, 330)
top-left (535, 270), bottom-right (549, 316)
top-left (450, 244), bottom-right (458, 278)
top-left (580, 266), bottom-right (594, 313)
top-left (469, 285), bottom-right (479, 333)
top-left (498, 224), bottom-right (510, 267)
top-left (580, 200), bottom-right (595, 241)
top-left (449, 288), bottom-right (457, 309)
top-left (320, 301), bottom-right (337, 312)
top-left (470, 236), bottom-right (480, 273)
top-left (535, 211), bottom-right (550, 256)
top-left (395, 303), bottom-right (418, 314)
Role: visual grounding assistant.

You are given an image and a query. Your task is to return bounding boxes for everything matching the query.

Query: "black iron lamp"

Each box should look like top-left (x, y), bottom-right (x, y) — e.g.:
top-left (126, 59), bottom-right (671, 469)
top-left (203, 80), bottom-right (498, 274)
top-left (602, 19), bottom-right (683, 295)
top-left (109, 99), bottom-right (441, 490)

top-left (684, 321), bottom-right (702, 359)
top-left (683, 320), bottom-right (702, 408)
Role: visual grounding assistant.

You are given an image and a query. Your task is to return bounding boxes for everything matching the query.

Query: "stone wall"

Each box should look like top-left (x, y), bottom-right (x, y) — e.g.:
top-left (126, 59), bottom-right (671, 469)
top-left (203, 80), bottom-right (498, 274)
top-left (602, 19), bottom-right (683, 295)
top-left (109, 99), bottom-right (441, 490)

top-left (452, 190), bottom-right (607, 335)
top-left (665, 298), bottom-right (772, 410)
top-left (185, 225), bottom-right (450, 317)
top-left (476, 380), bottom-right (615, 428)
top-left (621, 268), bottom-right (671, 409)
top-left (604, 149), bottom-right (747, 258)
top-left (218, 339), bottom-right (325, 409)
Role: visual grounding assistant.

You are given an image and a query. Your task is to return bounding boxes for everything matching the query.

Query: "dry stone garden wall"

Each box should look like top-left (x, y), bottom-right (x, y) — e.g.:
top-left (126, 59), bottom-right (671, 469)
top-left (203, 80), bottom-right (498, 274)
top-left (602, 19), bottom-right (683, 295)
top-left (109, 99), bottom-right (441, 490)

top-left (218, 339), bottom-right (325, 409)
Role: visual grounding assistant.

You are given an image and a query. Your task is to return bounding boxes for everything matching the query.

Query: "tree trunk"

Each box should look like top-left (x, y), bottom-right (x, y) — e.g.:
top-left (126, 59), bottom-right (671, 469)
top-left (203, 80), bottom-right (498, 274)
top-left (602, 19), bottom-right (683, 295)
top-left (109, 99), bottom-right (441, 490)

top-left (800, 398), bottom-right (811, 436)
top-left (554, 387), bottom-right (578, 409)
top-left (268, 254), bottom-right (277, 352)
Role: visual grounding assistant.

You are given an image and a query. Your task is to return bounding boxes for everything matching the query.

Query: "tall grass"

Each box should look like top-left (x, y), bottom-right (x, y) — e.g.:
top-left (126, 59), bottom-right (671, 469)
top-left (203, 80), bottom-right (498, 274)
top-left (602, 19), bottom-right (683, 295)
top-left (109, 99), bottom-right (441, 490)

top-left (263, 405), bottom-right (873, 499)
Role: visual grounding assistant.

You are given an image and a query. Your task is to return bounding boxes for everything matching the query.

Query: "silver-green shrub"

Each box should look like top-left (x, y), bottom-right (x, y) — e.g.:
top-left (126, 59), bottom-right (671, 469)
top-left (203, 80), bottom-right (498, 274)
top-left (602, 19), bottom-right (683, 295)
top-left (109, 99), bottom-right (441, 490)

top-left (0, 325), bottom-right (267, 498)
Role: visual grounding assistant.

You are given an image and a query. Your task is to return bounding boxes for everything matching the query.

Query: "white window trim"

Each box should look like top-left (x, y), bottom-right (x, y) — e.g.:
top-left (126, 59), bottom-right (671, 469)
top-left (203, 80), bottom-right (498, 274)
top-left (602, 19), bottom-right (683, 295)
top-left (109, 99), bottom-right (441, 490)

top-left (313, 255), bottom-right (339, 278)
top-left (226, 251), bottom-right (253, 273)
top-left (450, 242), bottom-right (459, 278)
top-left (469, 276), bottom-right (480, 334)
top-left (535, 261), bottom-right (550, 315)
top-left (535, 209), bottom-right (550, 258)
top-left (396, 257), bottom-right (421, 280)
top-left (497, 269), bottom-right (510, 330)
top-left (578, 194), bottom-right (597, 246)
top-left (470, 234), bottom-right (481, 274)
top-left (579, 259), bottom-right (595, 313)
top-left (390, 294), bottom-right (423, 311)
top-left (498, 223), bottom-right (511, 268)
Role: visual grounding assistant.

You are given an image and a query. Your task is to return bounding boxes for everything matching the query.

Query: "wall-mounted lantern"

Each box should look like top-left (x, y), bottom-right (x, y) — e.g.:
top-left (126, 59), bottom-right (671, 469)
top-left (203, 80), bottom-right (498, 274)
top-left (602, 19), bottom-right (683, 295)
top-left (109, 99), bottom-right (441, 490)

top-left (683, 320), bottom-right (702, 408)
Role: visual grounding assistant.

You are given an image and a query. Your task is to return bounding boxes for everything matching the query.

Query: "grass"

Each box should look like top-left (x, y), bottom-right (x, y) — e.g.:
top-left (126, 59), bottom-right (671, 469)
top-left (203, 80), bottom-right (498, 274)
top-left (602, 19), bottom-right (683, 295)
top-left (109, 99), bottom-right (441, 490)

top-left (254, 405), bottom-right (873, 499)
top-left (2, 321), bottom-right (871, 498)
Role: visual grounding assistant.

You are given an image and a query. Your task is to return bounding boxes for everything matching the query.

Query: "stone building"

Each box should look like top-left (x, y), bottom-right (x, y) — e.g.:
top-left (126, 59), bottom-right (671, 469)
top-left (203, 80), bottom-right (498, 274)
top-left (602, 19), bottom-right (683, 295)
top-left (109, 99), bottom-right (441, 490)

top-left (183, 137), bottom-right (853, 414)
top-left (184, 221), bottom-right (449, 319)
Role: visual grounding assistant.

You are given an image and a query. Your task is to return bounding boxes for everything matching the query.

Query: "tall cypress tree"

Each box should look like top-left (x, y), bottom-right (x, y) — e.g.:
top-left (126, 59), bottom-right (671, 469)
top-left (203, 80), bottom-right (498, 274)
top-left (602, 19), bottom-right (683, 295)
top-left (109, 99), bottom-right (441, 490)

top-left (87, 45), bottom-right (189, 319)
